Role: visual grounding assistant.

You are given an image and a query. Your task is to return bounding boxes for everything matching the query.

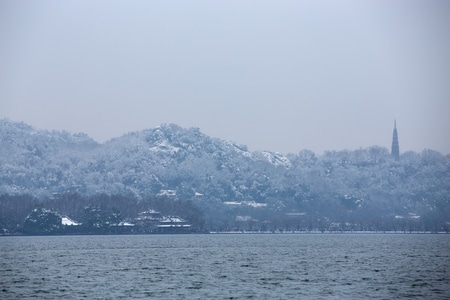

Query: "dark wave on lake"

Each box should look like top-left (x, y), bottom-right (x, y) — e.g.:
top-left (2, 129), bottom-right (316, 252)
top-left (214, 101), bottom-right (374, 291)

top-left (1, 234), bottom-right (449, 299)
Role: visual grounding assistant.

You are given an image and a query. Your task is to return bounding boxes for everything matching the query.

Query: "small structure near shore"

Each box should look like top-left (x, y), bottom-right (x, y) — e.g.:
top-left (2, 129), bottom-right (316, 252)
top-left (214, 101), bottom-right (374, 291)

top-left (155, 216), bottom-right (191, 233)
top-left (135, 211), bottom-right (192, 233)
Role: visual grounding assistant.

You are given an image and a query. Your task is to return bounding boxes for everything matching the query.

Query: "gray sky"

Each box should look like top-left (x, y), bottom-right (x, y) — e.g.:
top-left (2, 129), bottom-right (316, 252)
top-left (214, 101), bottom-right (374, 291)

top-left (1, 0), bottom-right (449, 154)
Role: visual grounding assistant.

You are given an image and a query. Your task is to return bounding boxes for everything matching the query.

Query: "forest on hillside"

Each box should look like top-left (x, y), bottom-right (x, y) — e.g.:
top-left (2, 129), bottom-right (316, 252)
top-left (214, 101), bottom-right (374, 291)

top-left (1, 120), bottom-right (449, 234)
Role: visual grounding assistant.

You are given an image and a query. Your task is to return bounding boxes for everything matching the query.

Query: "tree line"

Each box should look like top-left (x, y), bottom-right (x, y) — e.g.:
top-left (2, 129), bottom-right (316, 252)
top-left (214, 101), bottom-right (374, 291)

top-left (0, 193), bottom-right (205, 235)
top-left (1, 191), bottom-right (448, 235)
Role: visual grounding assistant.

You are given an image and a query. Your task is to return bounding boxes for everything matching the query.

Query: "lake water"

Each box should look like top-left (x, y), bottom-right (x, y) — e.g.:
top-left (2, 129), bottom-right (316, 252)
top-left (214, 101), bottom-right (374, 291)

top-left (1, 234), bottom-right (449, 299)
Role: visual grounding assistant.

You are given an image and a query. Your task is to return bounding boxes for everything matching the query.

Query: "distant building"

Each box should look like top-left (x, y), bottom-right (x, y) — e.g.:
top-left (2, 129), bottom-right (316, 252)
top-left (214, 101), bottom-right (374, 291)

top-left (391, 120), bottom-right (400, 160)
top-left (156, 216), bottom-right (191, 233)
top-left (137, 210), bottom-right (162, 221)
top-left (135, 211), bottom-right (192, 233)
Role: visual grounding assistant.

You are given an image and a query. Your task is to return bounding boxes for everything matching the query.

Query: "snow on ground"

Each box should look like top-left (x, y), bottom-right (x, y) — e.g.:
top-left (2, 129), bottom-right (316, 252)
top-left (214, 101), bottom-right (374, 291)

top-left (61, 217), bottom-right (80, 226)
top-left (260, 151), bottom-right (291, 168)
top-left (149, 140), bottom-right (180, 154)
top-left (224, 201), bottom-right (267, 207)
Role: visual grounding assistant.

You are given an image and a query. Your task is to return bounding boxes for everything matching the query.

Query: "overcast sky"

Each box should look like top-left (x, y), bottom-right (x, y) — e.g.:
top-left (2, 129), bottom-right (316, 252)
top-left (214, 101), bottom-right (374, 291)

top-left (1, 1), bottom-right (449, 154)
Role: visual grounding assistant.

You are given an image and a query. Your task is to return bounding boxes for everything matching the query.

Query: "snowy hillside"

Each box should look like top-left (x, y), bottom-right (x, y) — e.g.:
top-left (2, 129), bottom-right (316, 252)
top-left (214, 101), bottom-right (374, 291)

top-left (1, 119), bottom-right (449, 232)
top-left (0, 120), bottom-right (292, 200)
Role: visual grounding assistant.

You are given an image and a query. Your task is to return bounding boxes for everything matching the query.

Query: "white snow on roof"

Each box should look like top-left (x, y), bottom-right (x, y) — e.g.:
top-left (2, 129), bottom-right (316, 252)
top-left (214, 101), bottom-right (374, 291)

top-left (242, 201), bottom-right (267, 208)
top-left (224, 201), bottom-right (241, 205)
top-left (224, 201), bottom-right (267, 207)
top-left (157, 189), bottom-right (176, 196)
top-left (236, 215), bottom-right (253, 221)
top-left (160, 216), bottom-right (186, 223)
top-left (286, 212), bottom-right (306, 216)
top-left (117, 221), bottom-right (135, 226)
top-left (157, 224), bottom-right (191, 228)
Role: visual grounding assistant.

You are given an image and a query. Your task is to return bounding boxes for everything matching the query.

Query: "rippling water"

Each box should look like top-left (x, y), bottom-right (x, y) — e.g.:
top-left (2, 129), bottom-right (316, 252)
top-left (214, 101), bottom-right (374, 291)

top-left (1, 234), bottom-right (449, 299)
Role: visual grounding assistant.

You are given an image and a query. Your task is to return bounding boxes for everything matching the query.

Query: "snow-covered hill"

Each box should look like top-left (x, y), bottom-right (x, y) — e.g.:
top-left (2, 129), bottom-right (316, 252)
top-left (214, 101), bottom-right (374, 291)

top-left (0, 120), bottom-right (291, 199)
top-left (1, 119), bottom-right (449, 230)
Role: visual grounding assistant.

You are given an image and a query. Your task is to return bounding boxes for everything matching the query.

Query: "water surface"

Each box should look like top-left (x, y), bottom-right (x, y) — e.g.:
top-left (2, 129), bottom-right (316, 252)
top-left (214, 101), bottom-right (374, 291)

top-left (1, 234), bottom-right (449, 299)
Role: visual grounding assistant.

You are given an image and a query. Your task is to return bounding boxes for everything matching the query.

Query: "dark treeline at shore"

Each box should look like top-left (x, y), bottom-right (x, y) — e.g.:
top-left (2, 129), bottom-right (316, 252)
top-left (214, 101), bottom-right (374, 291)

top-left (1, 193), bottom-right (448, 235)
top-left (0, 193), bottom-right (205, 235)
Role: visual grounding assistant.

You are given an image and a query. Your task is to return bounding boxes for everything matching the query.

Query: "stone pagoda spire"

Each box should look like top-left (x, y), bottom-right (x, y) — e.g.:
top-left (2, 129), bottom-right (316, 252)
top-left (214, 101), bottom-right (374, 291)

top-left (391, 120), bottom-right (400, 160)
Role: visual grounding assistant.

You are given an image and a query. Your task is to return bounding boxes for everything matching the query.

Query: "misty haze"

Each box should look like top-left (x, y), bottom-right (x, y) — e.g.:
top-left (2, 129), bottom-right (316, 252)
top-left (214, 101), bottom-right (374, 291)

top-left (1, 1), bottom-right (449, 299)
